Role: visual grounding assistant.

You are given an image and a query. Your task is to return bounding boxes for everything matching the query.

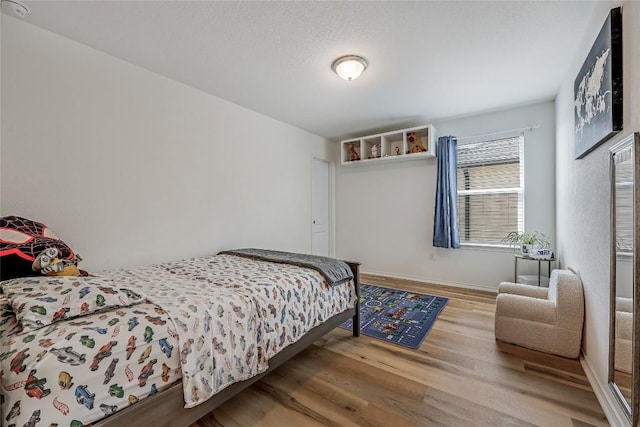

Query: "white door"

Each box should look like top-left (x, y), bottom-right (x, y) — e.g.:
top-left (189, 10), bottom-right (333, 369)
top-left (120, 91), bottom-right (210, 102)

top-left (311, 158), bottom-right (330, 256)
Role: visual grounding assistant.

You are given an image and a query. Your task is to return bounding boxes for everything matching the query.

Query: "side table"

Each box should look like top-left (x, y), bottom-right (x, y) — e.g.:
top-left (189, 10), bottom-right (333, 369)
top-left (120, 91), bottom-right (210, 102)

top-left (514, 254), bottom-right (556, 286)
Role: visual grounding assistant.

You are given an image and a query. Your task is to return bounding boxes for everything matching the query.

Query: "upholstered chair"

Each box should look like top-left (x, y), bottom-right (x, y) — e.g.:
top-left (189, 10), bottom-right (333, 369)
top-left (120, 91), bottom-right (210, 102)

top-left (495, 269), bottom-right (584, 358)
top-left (615, 296), bottom-right (632, 373)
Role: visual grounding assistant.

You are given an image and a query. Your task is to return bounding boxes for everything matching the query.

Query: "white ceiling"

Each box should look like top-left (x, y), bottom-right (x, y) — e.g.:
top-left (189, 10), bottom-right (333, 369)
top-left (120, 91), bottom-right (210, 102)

top-left (5, 1), bottom-right (599, 141)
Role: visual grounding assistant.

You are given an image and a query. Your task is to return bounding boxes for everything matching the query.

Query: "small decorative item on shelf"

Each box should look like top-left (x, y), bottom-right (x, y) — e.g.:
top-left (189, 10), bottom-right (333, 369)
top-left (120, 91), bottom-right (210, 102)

top-left (340, 124), bottom-right (435, 165)
top-left (349, 143), bottom-right (360, 161)
top-left (371, 144), bottom-right (380, 158)
top-left (503, 231), bottom-right (552, 257)
top-left (407, 131), bottom-right (427, 154)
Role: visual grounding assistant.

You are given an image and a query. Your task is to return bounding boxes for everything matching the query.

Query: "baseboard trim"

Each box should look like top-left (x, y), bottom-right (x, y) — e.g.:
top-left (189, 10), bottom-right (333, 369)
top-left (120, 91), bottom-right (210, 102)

top-left (361, 269), bottom-right (498, 294)
top-left (580, 353), bottom-right (629, 426)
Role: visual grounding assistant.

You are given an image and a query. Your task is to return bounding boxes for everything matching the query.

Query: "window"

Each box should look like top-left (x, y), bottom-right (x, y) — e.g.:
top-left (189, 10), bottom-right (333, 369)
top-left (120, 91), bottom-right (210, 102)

top-left (456, 135), bottom-right (524, 245)
top-left (615, 147), bottom-right (633, 254)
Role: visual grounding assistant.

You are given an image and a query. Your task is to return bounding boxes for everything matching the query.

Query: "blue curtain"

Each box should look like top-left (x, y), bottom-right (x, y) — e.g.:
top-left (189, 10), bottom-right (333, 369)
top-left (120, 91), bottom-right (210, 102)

top-left (433, 136), bottom-right (460, 249)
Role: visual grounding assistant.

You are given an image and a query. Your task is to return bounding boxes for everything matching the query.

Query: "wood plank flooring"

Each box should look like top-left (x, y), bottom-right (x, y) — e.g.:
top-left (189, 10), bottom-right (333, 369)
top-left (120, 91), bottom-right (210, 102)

top-left (190, 274), bottom-right (608, 427)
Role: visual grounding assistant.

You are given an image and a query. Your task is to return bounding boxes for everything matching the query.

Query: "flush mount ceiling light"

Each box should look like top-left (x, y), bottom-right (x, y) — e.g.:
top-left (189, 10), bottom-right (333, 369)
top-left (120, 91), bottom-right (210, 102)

top-left (331, 55), bottom-right (367, 81)
top-left (1, 0), bottom-right (30, 17)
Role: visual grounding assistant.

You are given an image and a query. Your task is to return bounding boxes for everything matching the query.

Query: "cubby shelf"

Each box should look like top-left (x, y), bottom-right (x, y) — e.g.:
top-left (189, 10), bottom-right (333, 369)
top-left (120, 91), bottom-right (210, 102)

top-left (340, 124), bottom-right (436, 166)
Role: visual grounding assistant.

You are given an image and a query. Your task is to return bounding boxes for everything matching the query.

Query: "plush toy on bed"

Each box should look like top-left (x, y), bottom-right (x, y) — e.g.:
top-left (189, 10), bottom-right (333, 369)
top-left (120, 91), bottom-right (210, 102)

top-left (0, 216), bottom-right (81, 280)
top-left (32, 247), bottom-right (82, 276)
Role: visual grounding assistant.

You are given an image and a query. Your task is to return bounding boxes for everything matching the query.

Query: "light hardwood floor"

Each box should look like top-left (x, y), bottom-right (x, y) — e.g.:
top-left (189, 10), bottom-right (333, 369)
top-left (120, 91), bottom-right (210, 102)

top-left (190, 274), bottom-right (608, 427)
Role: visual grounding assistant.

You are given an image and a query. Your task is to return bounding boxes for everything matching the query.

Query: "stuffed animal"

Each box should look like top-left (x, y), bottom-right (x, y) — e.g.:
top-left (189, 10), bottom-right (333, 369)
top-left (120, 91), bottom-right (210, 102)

top-left (349, 144), bottom-right (360, 161)
top-left (0, 216), bottom-right (79, 280)
top-left (32, 247), bottom-right (82, 276)
top-left (407, 132), bottom-right (427, 153)
top-left (371, 144), bottom-right (380, 158)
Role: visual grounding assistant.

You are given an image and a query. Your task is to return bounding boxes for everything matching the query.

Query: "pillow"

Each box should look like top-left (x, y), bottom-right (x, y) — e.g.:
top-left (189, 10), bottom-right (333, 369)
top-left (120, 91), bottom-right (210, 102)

top-left (1, 276), bottom-right (145, 332)
top-left (0, 216), bottom-right (79, 281)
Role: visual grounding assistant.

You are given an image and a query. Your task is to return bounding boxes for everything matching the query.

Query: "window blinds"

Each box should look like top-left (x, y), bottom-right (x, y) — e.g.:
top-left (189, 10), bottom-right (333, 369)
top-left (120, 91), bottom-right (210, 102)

top-left (456, 136), bottom-right (524, 245)
top-left (615, 148), bottom-right (634, 253)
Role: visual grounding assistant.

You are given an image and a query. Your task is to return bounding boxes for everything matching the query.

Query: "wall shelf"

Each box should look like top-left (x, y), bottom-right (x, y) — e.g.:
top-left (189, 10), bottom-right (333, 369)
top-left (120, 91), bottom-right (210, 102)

top-left (341, 124), bottom-right (436, 166)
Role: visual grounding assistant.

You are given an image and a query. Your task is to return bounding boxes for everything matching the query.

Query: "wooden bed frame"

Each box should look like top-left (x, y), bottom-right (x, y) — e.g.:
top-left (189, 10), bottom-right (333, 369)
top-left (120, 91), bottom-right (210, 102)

top-left (96, 261), bottom-right (360, 427)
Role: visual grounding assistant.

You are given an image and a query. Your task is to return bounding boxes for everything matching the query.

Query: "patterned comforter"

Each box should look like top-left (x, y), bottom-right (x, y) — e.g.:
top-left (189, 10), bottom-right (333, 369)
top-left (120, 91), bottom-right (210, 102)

top-left (0, 254), bottom-right (356, 426)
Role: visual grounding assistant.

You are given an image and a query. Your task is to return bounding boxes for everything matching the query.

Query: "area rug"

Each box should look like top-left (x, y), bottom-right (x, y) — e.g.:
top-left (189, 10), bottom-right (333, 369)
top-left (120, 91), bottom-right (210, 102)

top-left (340, 284), bottom-right (448, 349)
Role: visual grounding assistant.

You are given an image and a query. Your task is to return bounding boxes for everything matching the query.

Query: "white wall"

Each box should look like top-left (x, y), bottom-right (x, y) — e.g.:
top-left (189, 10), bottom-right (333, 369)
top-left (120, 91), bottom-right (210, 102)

top-left (336, 101), bottom-right (556, 290)
top-left (0, 16), bottom-right (336, 271)
top-left (555, 1), bottom-right (640, 423)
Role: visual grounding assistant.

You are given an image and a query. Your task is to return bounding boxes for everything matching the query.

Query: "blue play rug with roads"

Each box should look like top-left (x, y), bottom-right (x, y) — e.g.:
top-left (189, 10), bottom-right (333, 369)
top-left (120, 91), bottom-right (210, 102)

top-left (340, 284), bottom-right (448, 349)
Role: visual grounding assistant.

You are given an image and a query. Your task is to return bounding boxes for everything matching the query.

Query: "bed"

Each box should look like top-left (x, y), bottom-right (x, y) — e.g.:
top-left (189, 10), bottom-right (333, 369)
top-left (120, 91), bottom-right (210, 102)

top-left (0, 250), bottom-right (360, 427)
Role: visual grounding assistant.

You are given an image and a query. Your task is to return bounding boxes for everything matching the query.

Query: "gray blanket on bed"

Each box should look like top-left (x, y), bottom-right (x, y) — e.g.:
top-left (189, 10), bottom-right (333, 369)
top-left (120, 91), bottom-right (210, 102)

top-left (219, 248), bottom-right (353, 286)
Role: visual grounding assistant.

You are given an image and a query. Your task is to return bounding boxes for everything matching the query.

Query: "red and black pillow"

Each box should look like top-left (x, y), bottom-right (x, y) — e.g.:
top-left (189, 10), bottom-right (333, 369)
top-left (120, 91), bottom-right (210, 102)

top-left (0, 216), bottom-right (77, 281)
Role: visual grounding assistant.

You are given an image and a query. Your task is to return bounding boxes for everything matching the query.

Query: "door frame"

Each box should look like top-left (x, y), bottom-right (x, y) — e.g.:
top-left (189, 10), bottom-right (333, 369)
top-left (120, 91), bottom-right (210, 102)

top-left (311, 156), bottom-right (335, 257)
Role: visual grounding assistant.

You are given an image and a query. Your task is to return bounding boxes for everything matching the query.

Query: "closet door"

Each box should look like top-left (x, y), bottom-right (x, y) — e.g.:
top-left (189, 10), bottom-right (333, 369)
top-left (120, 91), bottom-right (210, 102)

top-left (312, 158), bottom-right (330, 257)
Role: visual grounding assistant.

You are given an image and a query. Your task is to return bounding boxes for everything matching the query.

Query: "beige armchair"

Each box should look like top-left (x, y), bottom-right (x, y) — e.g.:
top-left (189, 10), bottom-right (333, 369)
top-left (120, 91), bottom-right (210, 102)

top-left (615, 296), bottom-right (632, 373)
top-left (495, 269), bottom-right (584, 358)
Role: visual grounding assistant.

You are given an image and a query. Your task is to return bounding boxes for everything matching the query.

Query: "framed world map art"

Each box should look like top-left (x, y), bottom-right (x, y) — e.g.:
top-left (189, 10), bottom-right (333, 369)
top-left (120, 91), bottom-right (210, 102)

top-left (574, 6), bottom-right (623, 160)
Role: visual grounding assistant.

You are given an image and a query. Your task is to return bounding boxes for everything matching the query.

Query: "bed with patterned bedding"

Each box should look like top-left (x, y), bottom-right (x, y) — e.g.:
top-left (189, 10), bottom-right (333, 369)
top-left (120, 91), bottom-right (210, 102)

top-left (0, 252), bottom-right (359, 427)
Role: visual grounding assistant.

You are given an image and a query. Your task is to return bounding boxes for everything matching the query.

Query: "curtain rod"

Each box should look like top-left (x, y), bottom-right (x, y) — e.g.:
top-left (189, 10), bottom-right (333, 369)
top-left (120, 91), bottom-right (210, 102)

top-left (457, 125), bottom-right (540, 141)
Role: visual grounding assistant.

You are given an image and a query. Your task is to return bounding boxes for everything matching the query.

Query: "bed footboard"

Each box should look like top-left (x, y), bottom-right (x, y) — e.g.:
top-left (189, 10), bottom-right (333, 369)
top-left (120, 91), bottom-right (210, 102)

top-left (345, 260), bottom-right (361, 337)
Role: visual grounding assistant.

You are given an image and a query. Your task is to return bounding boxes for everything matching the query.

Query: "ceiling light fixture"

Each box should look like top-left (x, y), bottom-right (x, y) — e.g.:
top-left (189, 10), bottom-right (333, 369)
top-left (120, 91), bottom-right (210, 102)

top-left (1, 0), bottom-right (30, 18)
top-left (331, 55), bottom-right (367, 81)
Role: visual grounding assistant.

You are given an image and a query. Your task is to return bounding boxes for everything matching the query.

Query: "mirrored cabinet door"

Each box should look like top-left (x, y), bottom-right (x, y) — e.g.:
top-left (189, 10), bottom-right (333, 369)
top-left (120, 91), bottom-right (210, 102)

top-left (609, 132), bottom-right (639, 425)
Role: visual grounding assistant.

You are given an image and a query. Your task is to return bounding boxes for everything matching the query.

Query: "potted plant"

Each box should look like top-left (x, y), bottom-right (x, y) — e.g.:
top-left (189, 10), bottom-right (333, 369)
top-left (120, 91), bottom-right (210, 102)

top-left (503, 231), bottom-right (551, 257)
